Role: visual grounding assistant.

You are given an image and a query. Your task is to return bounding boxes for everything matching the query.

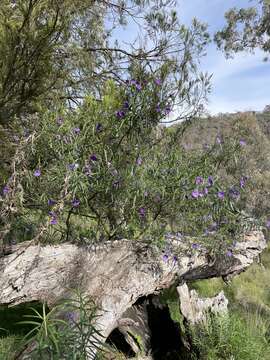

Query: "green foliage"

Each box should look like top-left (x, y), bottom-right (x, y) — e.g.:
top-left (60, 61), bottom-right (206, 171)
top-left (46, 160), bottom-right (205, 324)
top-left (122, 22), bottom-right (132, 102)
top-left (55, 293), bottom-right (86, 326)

top-left (190, 278), bottom-right (225, 299)
top-left (190, 243), bottom-right (270, 360)
top-left (190, 312), bottom-right (270, 360)
top-left (0, 302), bottom-right (47, 337)
top-left (0, 0), bottom-right (211, 126)
top-left (231, 263), bottom-right (270, 310)
top-left (0, 335), bottom-right (21, 360)
top-left (0, 80), bottom-right (251, 255)
top-left (0, 0), bottom-right (222, 253)
top-left (159, 286), bottom-right (184, 326)
top-left (176, 112), bottom-right (270, 234)
top-left (18, 290), bottom-right (106, 359)
top-left (215, 1), bottom-right (270, 59)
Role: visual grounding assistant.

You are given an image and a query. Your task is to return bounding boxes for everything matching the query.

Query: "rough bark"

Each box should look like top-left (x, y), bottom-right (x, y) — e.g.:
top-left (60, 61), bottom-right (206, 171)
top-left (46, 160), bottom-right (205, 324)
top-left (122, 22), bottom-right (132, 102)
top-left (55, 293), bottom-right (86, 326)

top-left (0, 231), bottom-right (266, 344)
top-left (177, 283), bottom-right (228, 324)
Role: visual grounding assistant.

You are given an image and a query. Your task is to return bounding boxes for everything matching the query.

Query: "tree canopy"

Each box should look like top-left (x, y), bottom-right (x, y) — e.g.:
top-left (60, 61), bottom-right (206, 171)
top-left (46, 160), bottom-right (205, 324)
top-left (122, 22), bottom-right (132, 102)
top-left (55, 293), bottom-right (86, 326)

top-left (0, 0), bottom-right (211, 125)
top-left (215, 0), bottom-right (270, 59)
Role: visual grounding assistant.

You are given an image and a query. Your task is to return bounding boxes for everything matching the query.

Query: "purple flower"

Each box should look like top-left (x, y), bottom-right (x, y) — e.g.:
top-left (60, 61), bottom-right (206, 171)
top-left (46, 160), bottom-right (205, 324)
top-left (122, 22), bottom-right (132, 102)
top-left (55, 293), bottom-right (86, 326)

top-left (68, 163), bottom-right (79, 171)
top-left (266, 219), bottom-right (270, 229)
top-left (204, 188), bottom-right (209, 195)
top-left (34, 169), bottom-right (41, 177)
top-left (156, 104), bottom-right (162, 113)
top-left (217, 191), bottom-right (225, 199)
top-left (3, 185), bottom-right (10, 195)
top-left (116, 110), bottom-right (125, 119)
top-left (164, 106), bottom-right (171, 115)
top-left (173, 255), bottom-right (178, 263)
top-left (226, 250), bottom-right (233, 257)
top-left (50, 217), bottom-right (58, 225)
top-left (123, 101), bottom-right (129, 109)
top-left (155, 79), bottom-right (162, 86)
top-left (67, 312), bottom-right (76, 324)
top-left (96, 123), bottom-right (102, 132)
top-left (71, 199), bottom-right (80, 208)
top-left (192, 243), bottom-right (199, 249)
top-left (229, 187), bottom-right (240, 199)
top-left (73, 127), bottom-right (80, 135)
top-left (139, 207), bottom-right (146, 218)
top-left (129, 79), bottom-right (142, 91)
top-left (192, 189), bottom-right (200, 199)
top-left (49, 211), bottom-right (57, 225)
top-left (239, 139), bottom-right (246, 146)
top-left (136, 157), bottom-right (142, 166)
top-left (48, 199), bottom-right (56, 206)
top-left (192, 189), bottom-right (203, 198)
top-left (240, 176), bottom-right (247, 189)
top-left (207, 176), bottom-right (214, 187)
top-left (195, 176), bottom-right (204, 185)
top-left (90, 154), bottom-right (98, 162)
top-left (162, 254), bottom-right (169, 262)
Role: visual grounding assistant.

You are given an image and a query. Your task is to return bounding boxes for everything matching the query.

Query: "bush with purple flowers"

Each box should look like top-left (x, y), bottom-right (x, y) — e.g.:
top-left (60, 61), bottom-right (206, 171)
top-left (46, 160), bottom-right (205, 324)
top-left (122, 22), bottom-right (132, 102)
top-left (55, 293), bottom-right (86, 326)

top-left (0, 80), bottom-right (256, 254)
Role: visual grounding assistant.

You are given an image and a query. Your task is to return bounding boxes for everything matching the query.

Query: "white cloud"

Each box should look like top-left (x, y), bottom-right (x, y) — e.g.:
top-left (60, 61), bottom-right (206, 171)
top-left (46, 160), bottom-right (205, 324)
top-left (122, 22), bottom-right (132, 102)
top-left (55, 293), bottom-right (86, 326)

top-left (204, 49), bottom-right (266, 83)
top-left (203, 49), bottom-right (270, 114)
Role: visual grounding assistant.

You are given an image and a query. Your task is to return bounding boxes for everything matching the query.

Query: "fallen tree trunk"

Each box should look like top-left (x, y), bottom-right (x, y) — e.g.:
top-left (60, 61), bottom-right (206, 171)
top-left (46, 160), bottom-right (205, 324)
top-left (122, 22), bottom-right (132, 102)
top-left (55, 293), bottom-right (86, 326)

top-left (0, 231), bottom-right (266, 347)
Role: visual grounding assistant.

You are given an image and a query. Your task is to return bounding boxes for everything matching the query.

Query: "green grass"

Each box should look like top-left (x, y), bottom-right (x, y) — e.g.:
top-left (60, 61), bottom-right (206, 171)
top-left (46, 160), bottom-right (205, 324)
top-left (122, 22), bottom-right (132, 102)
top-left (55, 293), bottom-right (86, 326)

top-left (189, 242), bottom-right (270, 359)
top-left (159, 286), bottom-right (184, 326)
top-left (0, 302), bottom-right (49, 359)
top-left (0, 335), bottom-right (22, 360)
top-left (0, 301), bottom-right (47, 337)
top-left (191, 311), bottom-right (270, 360)
top-left (189, 278), bottom-right (224, 298)
top-left (190, 243), bottom-right (270, 311)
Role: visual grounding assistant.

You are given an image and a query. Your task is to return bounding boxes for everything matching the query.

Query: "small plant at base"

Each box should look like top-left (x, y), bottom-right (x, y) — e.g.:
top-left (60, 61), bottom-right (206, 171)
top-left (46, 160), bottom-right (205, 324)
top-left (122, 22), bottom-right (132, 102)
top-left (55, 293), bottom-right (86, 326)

top-left (18, 290), bottom-right (107, 359)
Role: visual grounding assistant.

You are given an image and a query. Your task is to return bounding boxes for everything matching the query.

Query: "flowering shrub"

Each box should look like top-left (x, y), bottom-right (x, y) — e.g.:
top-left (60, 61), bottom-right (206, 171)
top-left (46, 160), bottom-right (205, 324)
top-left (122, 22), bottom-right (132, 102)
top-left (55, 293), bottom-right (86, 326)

top-left (0, 80), bottom-right (255, 254)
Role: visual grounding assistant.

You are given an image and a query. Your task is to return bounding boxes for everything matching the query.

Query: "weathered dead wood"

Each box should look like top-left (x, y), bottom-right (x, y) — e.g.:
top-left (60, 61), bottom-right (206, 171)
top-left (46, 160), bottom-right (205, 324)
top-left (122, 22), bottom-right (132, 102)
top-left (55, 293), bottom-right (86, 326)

top-left (177, 283), bottom-right (228, 324)
top-left (0, 231), bottom-right (266, 343)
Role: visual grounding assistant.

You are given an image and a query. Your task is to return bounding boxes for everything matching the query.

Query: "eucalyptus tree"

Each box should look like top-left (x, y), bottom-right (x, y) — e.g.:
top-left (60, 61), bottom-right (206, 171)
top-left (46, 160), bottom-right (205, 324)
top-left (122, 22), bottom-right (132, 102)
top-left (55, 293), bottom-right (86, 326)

top-left (215, 0), bottom-right (270, 59)
top-left (0, 0), bottom-right (211, 125)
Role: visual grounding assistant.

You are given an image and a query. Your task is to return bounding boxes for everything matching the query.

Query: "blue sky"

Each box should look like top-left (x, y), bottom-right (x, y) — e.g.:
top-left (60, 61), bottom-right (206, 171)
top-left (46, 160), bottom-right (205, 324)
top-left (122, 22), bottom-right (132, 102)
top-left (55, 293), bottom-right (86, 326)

top-left (178, 0), bottom-right (270, 114)
top-left (115, 0), bottom-right (269, 115)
